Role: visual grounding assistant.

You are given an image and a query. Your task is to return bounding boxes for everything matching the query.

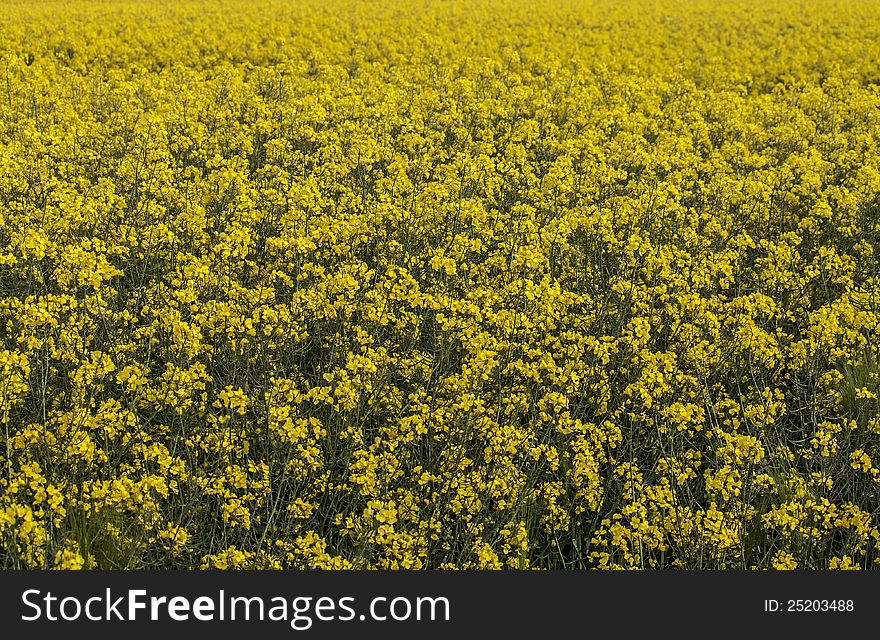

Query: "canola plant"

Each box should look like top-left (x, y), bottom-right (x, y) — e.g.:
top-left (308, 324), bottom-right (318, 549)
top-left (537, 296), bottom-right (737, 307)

top-left (1, 0), bottom-right (879, 569)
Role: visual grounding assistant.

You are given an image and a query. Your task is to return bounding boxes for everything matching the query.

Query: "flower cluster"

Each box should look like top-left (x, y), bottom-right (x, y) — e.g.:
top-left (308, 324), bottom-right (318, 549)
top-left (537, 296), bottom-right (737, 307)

top-left (1, 0), bottom-right (879, 570)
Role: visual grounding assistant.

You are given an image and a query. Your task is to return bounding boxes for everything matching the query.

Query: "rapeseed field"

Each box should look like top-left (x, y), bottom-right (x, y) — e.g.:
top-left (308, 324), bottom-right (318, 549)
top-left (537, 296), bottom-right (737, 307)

top-left (1, 0), bottom-right (879, 569)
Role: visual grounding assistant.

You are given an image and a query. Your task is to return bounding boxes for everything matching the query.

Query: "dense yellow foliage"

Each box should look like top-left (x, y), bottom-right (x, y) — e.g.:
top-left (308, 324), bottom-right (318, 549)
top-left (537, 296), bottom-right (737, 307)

top-left (1, 0), bottom-right (880, 570)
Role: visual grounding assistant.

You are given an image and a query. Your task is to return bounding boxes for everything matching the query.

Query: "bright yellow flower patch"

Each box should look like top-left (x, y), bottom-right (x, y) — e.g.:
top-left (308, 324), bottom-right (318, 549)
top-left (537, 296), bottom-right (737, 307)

top-left (1, 0), bottom-right (879, 570)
